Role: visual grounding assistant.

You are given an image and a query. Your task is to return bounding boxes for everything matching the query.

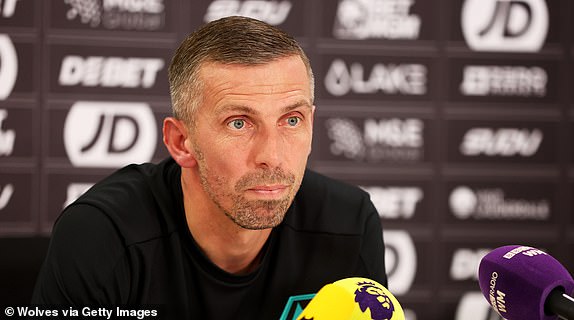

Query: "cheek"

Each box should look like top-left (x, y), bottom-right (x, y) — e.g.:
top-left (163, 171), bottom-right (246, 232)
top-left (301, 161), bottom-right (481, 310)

top-left (280, 147), bottom-right (310, 178)
top-left (200, 147), bottom-right (245, 181)
top-left (289, 135), bottom-right (313, 162)
top-left (198, 158), bottom-right (238, 198)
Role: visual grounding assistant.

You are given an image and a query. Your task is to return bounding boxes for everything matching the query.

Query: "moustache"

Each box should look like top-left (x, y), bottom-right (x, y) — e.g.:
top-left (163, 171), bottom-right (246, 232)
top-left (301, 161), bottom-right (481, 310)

top-left (235, 168), bottom-right (296, 192)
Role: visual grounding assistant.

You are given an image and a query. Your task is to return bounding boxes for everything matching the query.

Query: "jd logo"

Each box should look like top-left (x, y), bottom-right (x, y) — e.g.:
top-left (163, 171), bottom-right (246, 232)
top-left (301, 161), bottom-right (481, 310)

top-left (0, 183), bottom-right (14, 210)
top-left (0, 34), bottom-right (17, 100)
top-left (384, 230), bottom-right (416, 295)
top-left (461, 0), bottom-right (548, 52)
top-left (0, 109), bottom-right (15, 156)
top-left (64, 101), bottom-right (157, 168)
top-left (0, 0), bottom-right (19, 18)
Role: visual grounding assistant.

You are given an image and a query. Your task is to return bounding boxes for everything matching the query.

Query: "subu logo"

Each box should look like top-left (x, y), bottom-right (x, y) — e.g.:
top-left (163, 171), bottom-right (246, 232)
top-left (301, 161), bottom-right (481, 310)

top-left (64, 101), bottom-right (157, 168)
top-left (0, 34), bottom-right (17, 100)
top-left (461, 0), bottom-right (548, 52)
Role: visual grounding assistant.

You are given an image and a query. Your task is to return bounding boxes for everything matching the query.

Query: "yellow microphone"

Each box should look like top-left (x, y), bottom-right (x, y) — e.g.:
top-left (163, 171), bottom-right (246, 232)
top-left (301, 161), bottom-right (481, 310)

top-left (296, 277), bottom-right (405, 320)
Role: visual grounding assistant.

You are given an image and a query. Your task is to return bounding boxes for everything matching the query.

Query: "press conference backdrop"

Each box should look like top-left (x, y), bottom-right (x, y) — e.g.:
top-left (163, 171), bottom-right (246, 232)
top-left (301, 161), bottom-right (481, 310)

top-left (0, 0), bottom-right (572, 319)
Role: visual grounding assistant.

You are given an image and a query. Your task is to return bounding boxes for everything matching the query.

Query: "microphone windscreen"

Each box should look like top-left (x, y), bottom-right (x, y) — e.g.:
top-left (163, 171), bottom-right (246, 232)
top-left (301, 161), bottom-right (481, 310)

top-left (297, 277), bottom-right (405, 320)
top-left (478, 245), bottom-right (574, 320)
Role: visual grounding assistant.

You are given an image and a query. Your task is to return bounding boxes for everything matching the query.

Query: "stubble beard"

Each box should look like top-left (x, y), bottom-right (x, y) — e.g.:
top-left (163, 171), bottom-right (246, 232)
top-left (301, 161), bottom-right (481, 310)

top-left (194, 149), bottom-right (301, 230)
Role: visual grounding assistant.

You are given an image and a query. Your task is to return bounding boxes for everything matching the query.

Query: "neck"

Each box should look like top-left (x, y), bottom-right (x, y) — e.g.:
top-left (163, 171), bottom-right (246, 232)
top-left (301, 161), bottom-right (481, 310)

top-left (181, 169), bottom-right (272, 275)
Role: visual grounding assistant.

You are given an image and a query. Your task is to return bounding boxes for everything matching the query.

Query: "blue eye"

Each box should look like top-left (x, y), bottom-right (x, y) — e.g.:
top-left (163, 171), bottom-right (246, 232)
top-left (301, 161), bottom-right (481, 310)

top-left (287, 116), bottom-right (300, 126)
top-left (229, 119), bottom-right (245, 129)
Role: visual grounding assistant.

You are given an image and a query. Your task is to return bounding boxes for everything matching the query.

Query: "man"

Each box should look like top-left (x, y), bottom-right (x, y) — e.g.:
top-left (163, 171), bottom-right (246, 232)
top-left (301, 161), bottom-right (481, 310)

top-left (32, 16), bottom-right (387, 318)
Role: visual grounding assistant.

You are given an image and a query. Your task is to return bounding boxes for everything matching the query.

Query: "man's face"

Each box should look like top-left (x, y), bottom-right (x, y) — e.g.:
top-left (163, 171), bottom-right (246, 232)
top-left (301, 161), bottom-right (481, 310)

top-left (189, 56), bottom-right (314, 230)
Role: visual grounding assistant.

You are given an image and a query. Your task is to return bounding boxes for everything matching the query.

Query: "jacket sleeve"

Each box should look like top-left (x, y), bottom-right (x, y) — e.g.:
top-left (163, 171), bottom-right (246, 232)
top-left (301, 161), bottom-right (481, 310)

top-left (359, 194), bottom-right (388, 288)
top-left (31, 204), bottom-right (130, 306)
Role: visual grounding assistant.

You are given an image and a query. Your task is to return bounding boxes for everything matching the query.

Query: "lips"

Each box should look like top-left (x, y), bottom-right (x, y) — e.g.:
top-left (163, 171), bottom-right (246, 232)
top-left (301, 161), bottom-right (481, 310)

top-left (243, 184), bottom-right (291, 199)
top-left (247, 185), bottom-right (289, 193)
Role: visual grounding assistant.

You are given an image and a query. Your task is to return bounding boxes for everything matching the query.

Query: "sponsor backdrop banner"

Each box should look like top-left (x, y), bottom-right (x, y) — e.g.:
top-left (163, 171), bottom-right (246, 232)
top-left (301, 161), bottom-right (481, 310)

top-left (0, 0), bottom-right (572, 319)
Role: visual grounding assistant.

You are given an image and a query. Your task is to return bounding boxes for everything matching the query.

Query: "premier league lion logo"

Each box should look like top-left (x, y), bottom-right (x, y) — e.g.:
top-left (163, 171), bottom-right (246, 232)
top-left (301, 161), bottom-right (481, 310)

top-left (354, 281), bottom-right (395, 320)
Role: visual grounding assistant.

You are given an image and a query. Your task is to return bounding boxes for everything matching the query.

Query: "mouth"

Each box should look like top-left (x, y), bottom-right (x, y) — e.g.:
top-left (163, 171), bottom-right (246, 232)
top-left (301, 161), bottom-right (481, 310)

top-left (245, 184), bottom-right (290, 197)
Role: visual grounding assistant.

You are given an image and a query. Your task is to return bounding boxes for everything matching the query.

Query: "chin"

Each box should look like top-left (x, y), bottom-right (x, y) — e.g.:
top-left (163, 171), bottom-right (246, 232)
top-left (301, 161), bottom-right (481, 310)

top-left (230, 208), bottom-right (287, 230)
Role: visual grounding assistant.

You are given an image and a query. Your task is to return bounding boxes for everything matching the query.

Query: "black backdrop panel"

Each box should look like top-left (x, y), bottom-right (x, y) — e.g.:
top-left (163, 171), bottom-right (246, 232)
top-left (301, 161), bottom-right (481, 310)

top-left (0, 0), bottom-right (572, 319)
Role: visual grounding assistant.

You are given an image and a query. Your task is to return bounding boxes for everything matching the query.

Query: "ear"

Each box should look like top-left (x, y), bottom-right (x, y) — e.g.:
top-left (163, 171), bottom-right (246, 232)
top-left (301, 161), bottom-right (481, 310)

top-left (162, 117), bottom-right (197, 168)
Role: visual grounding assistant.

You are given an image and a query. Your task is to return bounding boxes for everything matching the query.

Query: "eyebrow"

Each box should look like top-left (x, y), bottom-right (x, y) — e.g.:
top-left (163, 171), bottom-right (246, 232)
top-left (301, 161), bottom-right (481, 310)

top-left (281, 100), bottom-right (313, 113)
top-left (216, 100), bottom-right (312, 116)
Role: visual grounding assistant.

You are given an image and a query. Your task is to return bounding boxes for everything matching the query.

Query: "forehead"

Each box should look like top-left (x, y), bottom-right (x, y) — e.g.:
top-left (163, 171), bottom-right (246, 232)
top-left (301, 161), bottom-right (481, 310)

top-left (197, 56), bottom-right (312, 105)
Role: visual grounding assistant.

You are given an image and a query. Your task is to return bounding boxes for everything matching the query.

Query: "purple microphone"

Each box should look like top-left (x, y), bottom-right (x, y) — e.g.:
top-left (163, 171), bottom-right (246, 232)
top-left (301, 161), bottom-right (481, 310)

top-left (478, 245), bottom-right (574, 320)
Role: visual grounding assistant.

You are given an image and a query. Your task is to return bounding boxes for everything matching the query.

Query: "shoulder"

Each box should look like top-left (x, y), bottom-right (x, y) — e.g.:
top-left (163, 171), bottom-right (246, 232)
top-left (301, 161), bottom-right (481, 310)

top-left (79, 159), bottom-right (176, 204)
top-left (284, 169), bottom-right (377, 234)
top-left (63, 158), bottom-right (182, 245)
top-left (50, 203), bottom-right (127, 268)
top-left (35, 159), bottom-right (181, 304)
top-left (32, 202), bottom-right (131, 304)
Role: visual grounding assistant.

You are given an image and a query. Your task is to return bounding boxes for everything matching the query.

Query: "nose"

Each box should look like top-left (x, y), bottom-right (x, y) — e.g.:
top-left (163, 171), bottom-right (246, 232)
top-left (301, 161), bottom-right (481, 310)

top-left (252, 125), bottom-right (283, 169)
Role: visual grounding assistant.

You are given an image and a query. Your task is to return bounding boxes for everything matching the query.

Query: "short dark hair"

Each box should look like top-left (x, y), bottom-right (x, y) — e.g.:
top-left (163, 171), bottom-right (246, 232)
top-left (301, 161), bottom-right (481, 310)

top-left (168, 16), bottom-right (314, 126)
